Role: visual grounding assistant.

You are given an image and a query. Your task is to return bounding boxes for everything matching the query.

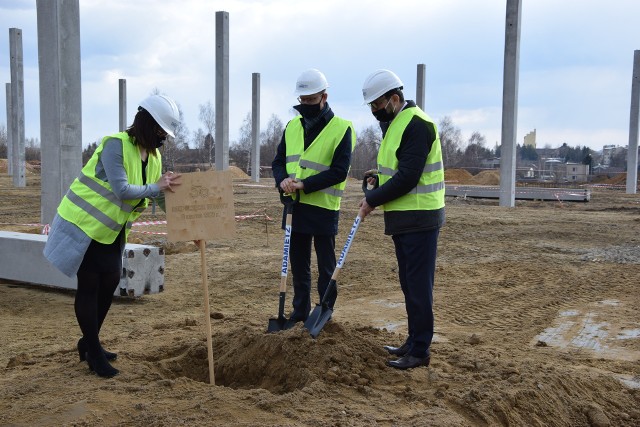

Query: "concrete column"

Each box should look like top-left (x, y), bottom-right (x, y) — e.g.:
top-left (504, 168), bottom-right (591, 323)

top-left (119, 78), bottom-right (127, 132)
top-left (5, 83), bottom-right (12, 176)
top-left (416, 64), bottom-right (426, 110)
top-left (9, 28), bottom-right (26, 188)
top-left (627, 50), bottom-right (639, 194)
top-left (251, 73), bottom-right (260, 183)
top-left (499, 0), bottom-right (522, 208)
top-left (215, 11), bottom-right (229, 171)
top-left (36, 0), bottom-right (82, 225)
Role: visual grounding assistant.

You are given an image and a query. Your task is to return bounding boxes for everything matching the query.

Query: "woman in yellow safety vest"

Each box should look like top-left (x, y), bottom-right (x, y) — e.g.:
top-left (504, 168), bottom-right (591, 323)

top-left (44, 95), bottom-right (182, 378)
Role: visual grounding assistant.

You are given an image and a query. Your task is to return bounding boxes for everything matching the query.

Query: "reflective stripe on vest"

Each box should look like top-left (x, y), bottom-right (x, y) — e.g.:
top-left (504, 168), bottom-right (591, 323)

top-left (284, 116), bottom-right (355, 210)
top-left (377, 106), bottom-right (445, 211)
top-left (57, 132), bottom-right (162, 244)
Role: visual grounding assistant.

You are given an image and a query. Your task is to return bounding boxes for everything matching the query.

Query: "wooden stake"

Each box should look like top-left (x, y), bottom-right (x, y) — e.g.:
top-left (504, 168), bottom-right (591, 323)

top-left (199, 239), bottom-right (215, 385)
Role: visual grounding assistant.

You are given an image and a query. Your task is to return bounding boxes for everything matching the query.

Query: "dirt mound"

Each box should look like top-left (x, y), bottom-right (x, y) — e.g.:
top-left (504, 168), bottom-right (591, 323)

top-left (0, 159), bottom-right (41, 174)
top-left (603, 173), bottom-right (628, 185)
top-left (445, 168), bottom-right (474, 184)
top-left (229, 166), bottom-right (250, 180)
top-left (160, 323), bottom-right (390, 393)
top-left (471, 169), bottom-right (500, 185)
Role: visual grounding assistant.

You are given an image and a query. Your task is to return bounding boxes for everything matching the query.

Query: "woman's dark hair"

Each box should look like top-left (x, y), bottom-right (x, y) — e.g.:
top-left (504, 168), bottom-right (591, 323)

top-left (126, 107), bottom-right (162, 157)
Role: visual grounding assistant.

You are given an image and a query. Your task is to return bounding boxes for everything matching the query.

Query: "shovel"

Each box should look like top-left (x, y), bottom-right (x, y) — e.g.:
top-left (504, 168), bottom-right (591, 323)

top-left (267, 190), bottom-right (298, 332)
top-left (305, 214), bottom-right (362, 338)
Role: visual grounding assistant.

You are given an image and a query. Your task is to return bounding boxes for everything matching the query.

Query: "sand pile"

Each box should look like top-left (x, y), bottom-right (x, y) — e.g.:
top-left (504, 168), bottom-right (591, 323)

top-left (471, 170), bottom-right (500, 185)
top-left (0, 160), bottom-right (41, 174)
top-left (444, 168), bottom-right (473, 184)
top-left (229, 165), bottom-right (250, 180)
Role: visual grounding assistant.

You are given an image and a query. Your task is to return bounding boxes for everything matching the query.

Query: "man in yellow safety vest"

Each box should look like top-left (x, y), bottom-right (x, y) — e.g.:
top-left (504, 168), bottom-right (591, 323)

top-left (272, 69), bottom-right (356, 327)
top-left (359, 69), bottom-right (445, 370)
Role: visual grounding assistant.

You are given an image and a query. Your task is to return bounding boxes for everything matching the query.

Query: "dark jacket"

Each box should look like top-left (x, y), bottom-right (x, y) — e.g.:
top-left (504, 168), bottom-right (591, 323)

top-left (365, 101), bottom-right (445, 236)
top-left (272, 105), bottom-right (353, 235)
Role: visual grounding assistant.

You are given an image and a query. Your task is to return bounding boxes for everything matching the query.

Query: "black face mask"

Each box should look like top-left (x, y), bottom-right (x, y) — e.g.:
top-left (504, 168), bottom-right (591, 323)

top-left (155, 135), bottom-right (165, 148)
top-left (294, 102), bottom-right (322, 119)
top-left (372, 99), bottom-right (395, 122)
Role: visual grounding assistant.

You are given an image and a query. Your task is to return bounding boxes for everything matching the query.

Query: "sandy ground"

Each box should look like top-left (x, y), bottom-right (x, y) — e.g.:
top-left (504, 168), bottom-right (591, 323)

top-left (0, 166), bottom-right (639, 426)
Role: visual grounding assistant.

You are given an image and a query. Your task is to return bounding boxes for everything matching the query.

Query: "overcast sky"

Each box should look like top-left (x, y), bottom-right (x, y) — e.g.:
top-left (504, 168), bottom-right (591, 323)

top-left (1, 0), bottom-right (639, 153)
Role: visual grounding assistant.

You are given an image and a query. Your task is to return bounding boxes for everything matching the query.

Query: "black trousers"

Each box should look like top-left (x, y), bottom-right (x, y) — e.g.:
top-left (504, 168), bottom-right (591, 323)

top-left (289, 232), bottom-right (336, 321)
top-left (392, 228), bottom-right (439, 358)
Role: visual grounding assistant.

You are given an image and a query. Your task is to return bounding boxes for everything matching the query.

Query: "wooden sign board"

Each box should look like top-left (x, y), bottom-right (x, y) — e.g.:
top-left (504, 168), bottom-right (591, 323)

top-left (165, 170), bottom-right (236, 243)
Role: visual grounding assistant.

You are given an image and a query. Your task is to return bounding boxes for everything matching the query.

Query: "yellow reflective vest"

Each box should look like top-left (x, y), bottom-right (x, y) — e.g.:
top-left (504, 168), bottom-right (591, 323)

top-left (377, 106), bottom-right (445, 211)
top-left (57, 132), bottom-right (162, 244)
top-left (284, 116), bottom-right (355, 210)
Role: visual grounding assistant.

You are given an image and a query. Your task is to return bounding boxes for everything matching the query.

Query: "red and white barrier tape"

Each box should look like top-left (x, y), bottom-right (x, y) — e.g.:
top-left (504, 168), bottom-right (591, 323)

top-left (1, 210), bottom-right (272, 235)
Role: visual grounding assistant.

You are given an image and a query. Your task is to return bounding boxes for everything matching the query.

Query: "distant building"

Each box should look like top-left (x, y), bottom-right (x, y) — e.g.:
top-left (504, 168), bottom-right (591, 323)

top-left (480, 157), bottom-right (500, 169)
top-left (601, 144), bottom-right (625, 167)
top-left (602, 145), bottom-right (616, 166)
top-left (542, 158), bottom-right (563, 180)
top-left (562, 163), bottom-right (589, 182)
top-left (524, 129), bottom-right (536, 148)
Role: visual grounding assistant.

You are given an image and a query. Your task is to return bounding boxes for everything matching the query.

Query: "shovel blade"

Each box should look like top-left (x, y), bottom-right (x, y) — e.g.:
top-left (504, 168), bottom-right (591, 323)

top-left (267, 316), bottom-right (287, 333)
top-left (304, 304), bottom-right (333, 338)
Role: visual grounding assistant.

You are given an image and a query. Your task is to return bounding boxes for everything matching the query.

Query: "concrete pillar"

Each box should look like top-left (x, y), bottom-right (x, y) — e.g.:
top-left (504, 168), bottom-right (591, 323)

top-left (9, 28), bottom-right (26, 188)
top-left (251, 73), bottom-right (260, 182)
top-left (36, 0), bottom-right (82, 225)
top-left (5, 83), bottom-right (12, 176)
top-left (416, 64), bottom-right (426, 110)
top-left (627, 50), bottom-right (640, 194)
top-left (215, 11), bottom-right (229, 171)
top-left (499, 0), bottom-right (522, 208)
top-left (119, 78), bottom-right (127, 132)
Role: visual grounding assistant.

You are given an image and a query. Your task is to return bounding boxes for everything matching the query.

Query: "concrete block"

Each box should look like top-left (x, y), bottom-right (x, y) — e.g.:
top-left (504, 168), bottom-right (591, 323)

top-left (0, 231), bottom-right (164, 297)
top-left (120, 244), bottom-right (165, 297)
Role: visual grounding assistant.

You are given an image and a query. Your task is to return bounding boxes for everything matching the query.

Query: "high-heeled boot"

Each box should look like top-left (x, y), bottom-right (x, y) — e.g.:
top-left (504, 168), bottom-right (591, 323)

top-left (77, 337), bottom-right (117, 362)
top-left (85, 350), bottom-right (119, 378)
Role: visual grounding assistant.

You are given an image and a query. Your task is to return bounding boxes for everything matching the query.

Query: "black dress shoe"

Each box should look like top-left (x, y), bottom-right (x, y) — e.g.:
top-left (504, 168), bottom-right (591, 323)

top-left (386, 355), bottom-right (430, 370)
top-left (383, 342), bottom-right (410, 356)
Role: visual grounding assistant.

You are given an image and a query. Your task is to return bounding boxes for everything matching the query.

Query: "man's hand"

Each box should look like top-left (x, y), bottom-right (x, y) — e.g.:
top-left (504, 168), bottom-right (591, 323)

top-left (279, 178), bottom-right (304, 194)
top-left (358, 197), bottom-right (375, 220)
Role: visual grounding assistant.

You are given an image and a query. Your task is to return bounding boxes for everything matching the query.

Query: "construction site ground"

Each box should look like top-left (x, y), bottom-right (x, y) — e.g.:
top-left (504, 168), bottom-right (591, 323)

top-left (0, 163), bottom-right (639, 426)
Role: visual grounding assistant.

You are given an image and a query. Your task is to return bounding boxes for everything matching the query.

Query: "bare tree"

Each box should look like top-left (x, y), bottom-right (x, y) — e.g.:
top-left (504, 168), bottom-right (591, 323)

top-left (260, 114), bottom-right (284, 166)
top-left (230, 112), bottom-right (252, 173)
top-left (468, 131), bottom-right (486, 148)
top-left (438, 116), bottom-right (463, 168)
top-left (350, 125), bottom-right (381, 178)
top-left (0, 124), bottom-right (7, 158)
top-left (191, 128), bottom-right (206, 167)
top-left (459, 131), bottom-right (490, 168)
top-left (198, 101), bottom-right (215, 167)
top-left (161, 107), bottom-right (188, 172)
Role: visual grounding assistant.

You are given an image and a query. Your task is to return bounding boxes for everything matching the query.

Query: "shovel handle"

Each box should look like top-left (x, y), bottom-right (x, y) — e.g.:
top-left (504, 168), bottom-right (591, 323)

top-left (279, 188), bottom-right (300, 207)
top-left (275, 188), bottom-right (298, 320)
top-left (336, 216), bottom-right (361, 270)
top-left (362, 170), bottom-right (379, 196)
top-left (318, 215), bottom-right (362, 306)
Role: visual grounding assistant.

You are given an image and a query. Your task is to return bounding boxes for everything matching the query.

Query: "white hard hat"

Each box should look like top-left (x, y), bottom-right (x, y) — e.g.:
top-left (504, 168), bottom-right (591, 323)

top-left (362, 69), bottom-right (404, 104)
top-left (294, 69), bottom-right (329, 96)
top-left (139, 94), bottom-right (180, 137)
